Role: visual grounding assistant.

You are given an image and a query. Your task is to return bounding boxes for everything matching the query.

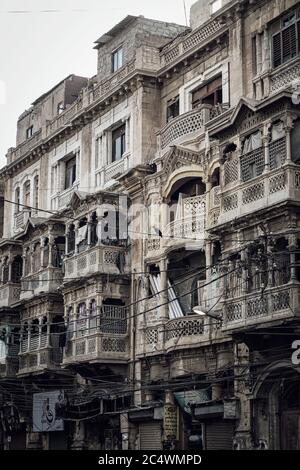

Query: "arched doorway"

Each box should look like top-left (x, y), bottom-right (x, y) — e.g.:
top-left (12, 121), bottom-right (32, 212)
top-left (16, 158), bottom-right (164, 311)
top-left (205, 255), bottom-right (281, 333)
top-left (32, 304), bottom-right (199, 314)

top-left (253, 364), bottom-right (300, 450)
top-left (281, 381), bottom-right (300, 449)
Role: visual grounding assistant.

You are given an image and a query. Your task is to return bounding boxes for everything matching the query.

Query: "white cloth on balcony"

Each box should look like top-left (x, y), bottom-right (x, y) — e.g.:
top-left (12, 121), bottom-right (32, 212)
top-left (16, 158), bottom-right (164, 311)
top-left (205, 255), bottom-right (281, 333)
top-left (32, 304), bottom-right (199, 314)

top-left (77, 225), bottom-right (88, 244)
top-left (243, 131), bottom-right (262, 154)
top-left (271, 122), bottom-right (285, 141)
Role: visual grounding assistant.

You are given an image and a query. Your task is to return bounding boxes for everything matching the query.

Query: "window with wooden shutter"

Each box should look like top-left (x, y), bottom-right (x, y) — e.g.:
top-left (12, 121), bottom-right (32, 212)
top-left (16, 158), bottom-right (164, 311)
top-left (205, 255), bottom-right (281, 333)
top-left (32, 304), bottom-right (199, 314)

top-left (273, 32), bottom-right (282, 68)
top-left (272, 9), bottom-right (300, 68)
top-left (282, 24), bottom-right (297, 62)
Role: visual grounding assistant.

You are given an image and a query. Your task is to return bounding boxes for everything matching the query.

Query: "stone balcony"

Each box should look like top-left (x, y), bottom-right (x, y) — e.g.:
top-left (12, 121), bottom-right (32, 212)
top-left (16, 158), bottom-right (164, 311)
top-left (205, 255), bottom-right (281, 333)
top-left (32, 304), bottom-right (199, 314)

top-left (14, 209), bottom-right (31, 233)
top-left (63, 305), bottom-right (129, 365)
top-left (50, 183), bottom-right (80, 211)
top-left (165, 194), bottom-right (206, 248)
top-left (141, 315), bottom-right (209, 356)
top-left (20, 267), bottom-right (63, 300)
top-left (18, 346), bottom-right (62, 375)
top-left (217, 163), bottom-right (300, 227)
top-left (158, 104), bottom-right (229, 155)
top-left (253, 56), bottom-right (300, 100)
top-left (0, 283), bottom-right (21, 307)
top-left (160, 17), bottom-right (227, 70)
top-left (222, 282), bottom-right (300, 333)
top-left (63, 244), bottom-right (126, 282)
top-left (95, 152), bottom-right (130, 187)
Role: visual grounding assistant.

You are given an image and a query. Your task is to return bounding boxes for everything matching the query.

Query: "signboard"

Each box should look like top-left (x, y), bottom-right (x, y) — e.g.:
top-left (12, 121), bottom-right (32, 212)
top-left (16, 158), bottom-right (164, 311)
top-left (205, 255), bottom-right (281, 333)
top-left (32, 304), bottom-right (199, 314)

top-left (163, 404), bottom-right (178, 441)
top-left (224, 399), bottom-right (239, 420)
top-left (33, 390), bottom-right (64, 432)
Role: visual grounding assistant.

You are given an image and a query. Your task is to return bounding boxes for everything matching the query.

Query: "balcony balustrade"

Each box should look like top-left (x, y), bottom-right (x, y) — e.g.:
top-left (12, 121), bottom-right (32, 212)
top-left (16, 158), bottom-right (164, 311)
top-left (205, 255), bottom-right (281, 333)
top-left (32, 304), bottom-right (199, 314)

top-left (14, 209), bottom-right (30, 232)
top-left (63, 244), bottom-right (126, 281)
top-left (142, 315), bottom-right (208, 355)
top-left (218, 163), bottom-right (300, 226)
top-left (222, 283), bottom-right (300, 332)
top-left (20, 267), bottom-right (63, 300)
top-left (158, 104), bottom-right (229, 154)
top-left (0, 283), bottom-right (21, 307)
top-left (63, 305), bottom-right (129, 364)
top-left (160, 18), bottom-right (226, 68)
top-left (165, 194), bottom-right (206, 243)
top-left (18, 347), bottom-right (63, 375)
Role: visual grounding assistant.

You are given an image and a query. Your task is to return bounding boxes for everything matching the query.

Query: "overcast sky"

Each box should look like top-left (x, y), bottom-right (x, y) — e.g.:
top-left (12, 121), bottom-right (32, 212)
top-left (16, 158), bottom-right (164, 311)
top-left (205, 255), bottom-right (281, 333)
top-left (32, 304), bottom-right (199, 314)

top-left (0, 0), bottom-right (195, 166)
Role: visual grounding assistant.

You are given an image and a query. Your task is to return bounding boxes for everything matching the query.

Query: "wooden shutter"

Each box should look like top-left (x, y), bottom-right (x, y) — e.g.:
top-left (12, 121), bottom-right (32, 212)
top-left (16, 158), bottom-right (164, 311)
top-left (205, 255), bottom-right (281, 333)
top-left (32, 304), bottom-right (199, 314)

top-left (273, 32), bottom-right (282, 68)
top-left (282, 24), bottom-right (297, 62)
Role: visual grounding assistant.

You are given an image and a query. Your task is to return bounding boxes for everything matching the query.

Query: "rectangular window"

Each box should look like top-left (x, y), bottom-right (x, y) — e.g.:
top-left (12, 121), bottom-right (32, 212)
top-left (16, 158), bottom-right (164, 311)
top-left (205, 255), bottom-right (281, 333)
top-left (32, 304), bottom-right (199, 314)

top-left (192, 76), bottom-right (223, 109)
top-left (273, 11), bottom-right (300, 68)
top-left (26, 126), bottom-right (33, 139)
top-left (112, 47), bottom-right (123, 73)
top-left (112, 125), bottom-right (126, 162)
top-left (65, 156), bottom-right (77, 189)
top-left (167, 96), bottom-right (180, 123)
top-left (24, 181), bottom-right (31, 207)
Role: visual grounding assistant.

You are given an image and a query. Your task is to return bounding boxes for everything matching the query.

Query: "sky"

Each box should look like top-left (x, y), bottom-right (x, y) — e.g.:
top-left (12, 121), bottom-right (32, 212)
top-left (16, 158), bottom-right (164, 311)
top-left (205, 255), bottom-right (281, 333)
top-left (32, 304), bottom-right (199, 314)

top-left (0, 0), bottom-right (195, 167)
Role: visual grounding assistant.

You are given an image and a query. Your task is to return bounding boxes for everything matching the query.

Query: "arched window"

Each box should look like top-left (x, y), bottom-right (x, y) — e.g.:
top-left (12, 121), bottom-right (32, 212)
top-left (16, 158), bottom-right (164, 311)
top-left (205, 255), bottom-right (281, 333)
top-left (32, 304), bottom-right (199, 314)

top-left (23, 180), bottom-right (31, 208)
top-left (15, 187), bottom-right (20, 213)
top-left (33, 175), bottom-right (39, 210)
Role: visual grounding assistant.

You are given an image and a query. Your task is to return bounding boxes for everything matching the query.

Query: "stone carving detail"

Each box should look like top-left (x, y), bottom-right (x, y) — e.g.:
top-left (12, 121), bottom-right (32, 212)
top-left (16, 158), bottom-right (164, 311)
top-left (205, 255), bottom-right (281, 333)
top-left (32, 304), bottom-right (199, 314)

top-left (271, 63), bottom-right (300, 92)
top-left (246, 297), bottom-right (268, 318)
top-left (75, 341), bottom-right (86, 356)
top-left (223, 194), bottom-right (238, 212)
top-left (269, 137), bottom-right (286, 170)
top-left (102, 338), bottom-right (126, 353)
top-left (269, 173), bottom-right (286, 194)
top-left (145, 328), bottom-right (159, 345)
top-left (161, 109), bottom-right (205, 149)
top-left (242, 182), bottom-right (264, 205)
top-left (165, 318), bottom-right (204, 341)
top-left (77, 255), bottom-right (87, 271)
top-left (224, 159), bottom-right (239, 185)
top-left (88, 338), bottom-right (96, 354)
top-left (226, 303), bottom-right (243, 322)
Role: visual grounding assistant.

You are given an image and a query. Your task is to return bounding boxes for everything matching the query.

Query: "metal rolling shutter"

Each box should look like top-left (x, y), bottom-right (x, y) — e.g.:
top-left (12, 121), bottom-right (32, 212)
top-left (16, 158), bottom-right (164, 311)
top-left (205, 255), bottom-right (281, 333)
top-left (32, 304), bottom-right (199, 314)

top-left (139, 422), bottom-right (162, 450)
top-left (205, 421), bottom-right (234, 450)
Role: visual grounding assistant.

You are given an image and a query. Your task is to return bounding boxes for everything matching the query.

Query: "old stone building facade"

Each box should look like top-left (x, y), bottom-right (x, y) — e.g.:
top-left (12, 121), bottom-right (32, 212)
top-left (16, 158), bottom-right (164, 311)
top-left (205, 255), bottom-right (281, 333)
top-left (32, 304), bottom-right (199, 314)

top-left (0, 0), bottom-right (300, 450)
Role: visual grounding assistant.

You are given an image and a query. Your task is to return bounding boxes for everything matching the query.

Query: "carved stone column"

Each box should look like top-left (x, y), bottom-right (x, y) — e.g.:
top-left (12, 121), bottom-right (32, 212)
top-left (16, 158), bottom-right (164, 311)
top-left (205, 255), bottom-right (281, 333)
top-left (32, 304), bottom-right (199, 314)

top-left (74, 221), bottom-right (80, 254)
top-left (87, 214), bottom-right (93, 247)
top-left (160, 258), bottom-right (169, 320)
top-left (288, 234), bottom-right (298, 283)
top-left (47, 235), bottom-right (54, 268)
top-left (263, 121), bottom-right (271, 173)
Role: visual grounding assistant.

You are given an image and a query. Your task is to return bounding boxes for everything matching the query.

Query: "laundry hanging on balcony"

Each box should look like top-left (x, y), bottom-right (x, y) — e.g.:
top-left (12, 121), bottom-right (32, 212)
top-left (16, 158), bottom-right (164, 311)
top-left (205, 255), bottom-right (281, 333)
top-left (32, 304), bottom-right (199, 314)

top-left (77, 225), bottom-right (88, 244)
top-left (149, 274), bottom-right (184, 319)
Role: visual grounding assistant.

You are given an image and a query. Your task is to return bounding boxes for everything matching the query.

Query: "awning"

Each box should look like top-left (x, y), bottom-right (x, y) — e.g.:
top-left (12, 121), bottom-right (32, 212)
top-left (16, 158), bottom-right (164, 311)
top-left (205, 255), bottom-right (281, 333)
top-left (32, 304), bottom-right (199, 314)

top-left (174, 390), bottom-right (210, 415)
